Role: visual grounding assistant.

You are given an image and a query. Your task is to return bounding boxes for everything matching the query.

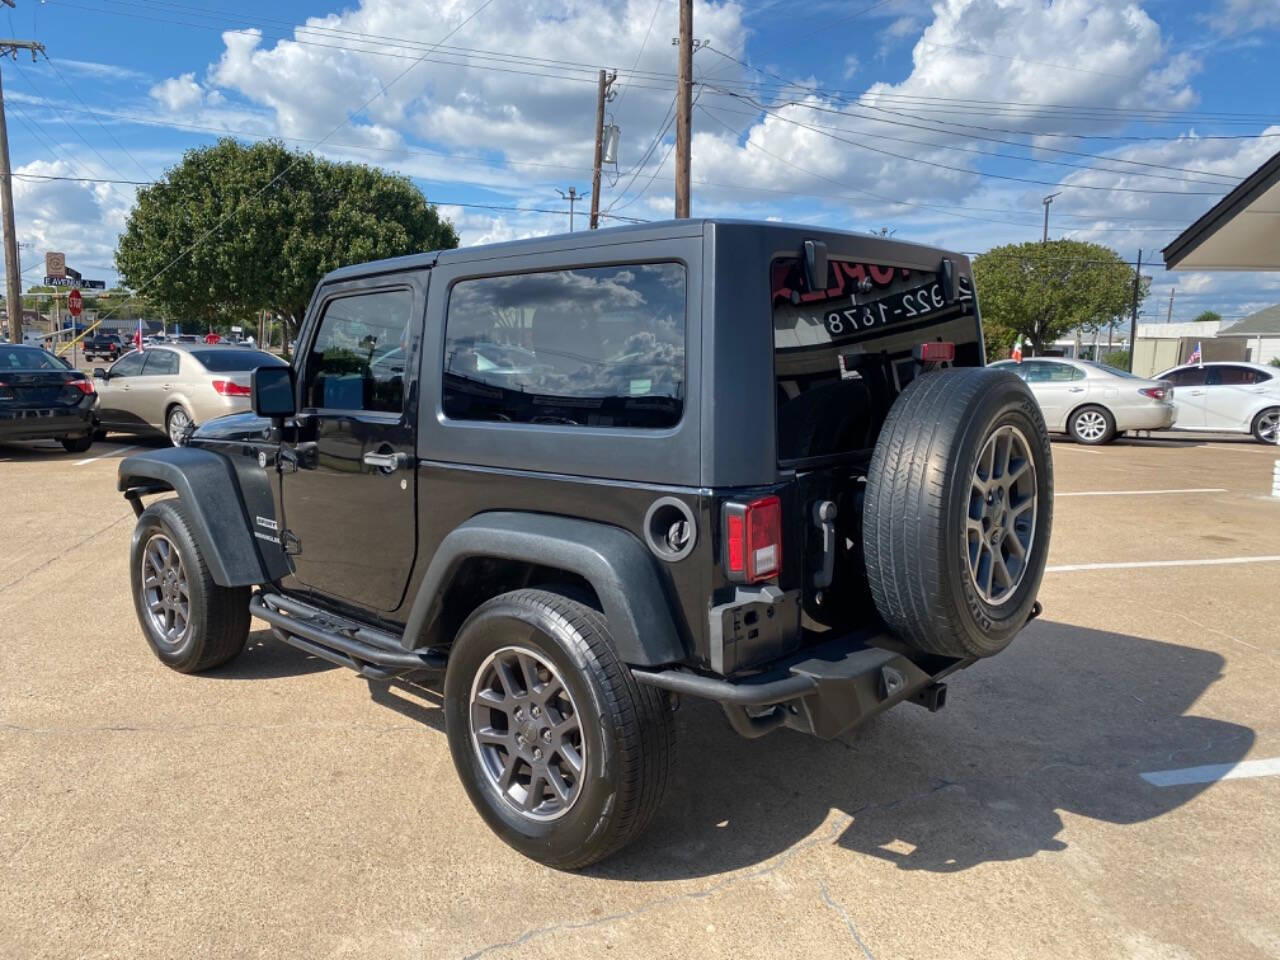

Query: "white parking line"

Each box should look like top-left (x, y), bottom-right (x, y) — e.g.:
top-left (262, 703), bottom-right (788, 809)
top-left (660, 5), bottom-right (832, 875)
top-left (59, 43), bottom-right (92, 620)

top-left (74, 444), bottom-right (140, 466)
top-left (1046, 555), bottom-right (1280, 573)
top-left (1141, 757), bottom-right (1280, 787)
top-left (1056, 487), bottom-right (1227, 497)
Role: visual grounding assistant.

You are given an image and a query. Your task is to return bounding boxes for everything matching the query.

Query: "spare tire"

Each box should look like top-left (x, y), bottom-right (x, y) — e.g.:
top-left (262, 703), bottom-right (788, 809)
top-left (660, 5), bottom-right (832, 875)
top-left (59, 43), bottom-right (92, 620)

top-left (863, 367), bottom-right (1052, 659)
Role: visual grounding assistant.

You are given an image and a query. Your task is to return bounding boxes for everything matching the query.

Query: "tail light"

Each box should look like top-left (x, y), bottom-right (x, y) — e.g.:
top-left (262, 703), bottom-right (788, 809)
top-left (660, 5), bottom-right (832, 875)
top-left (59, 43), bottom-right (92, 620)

top-left (915, 341), bottom-right (956, 363)
top-left (71, 379), bottom-right (95, 395)
top-left (723, 495), bottom-right (782, 583)
top-left (212, 379), bottom-right (251, 397)
top-left (1139, 386), bottom-right (1170, 401)
top-left (0, 381), bottom-right (11, 401)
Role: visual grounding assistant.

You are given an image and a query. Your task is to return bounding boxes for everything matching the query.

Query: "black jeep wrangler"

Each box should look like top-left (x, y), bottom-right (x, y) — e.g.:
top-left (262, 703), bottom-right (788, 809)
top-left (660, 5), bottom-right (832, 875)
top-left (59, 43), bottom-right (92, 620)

top-left (118, 220), bottom-right (1052, 868)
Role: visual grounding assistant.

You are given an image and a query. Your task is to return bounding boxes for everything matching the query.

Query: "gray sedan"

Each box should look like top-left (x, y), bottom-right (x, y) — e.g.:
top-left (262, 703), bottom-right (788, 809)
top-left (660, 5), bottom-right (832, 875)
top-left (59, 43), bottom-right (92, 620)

top-left (990, 358), bottom-right (1176, 445)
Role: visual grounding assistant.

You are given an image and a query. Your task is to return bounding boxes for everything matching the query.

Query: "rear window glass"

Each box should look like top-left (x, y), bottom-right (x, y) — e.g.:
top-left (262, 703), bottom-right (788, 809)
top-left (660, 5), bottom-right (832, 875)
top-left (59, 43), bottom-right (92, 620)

top-left (443, 263), bottom-right (686, 429)
top-left (772, 255), bottom-right (979, 463)
top-left (190, 349), bottom-right (285, 372)
top-left (0, 346), bottom-right (62, 369)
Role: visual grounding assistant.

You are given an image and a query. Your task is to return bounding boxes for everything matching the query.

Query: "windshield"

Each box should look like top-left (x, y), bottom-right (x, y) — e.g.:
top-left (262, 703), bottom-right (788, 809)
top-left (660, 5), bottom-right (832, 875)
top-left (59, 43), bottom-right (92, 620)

top-left (0, 346), bottom-right (64, 370)
top-left (190, 349), bottom-right (286, 372)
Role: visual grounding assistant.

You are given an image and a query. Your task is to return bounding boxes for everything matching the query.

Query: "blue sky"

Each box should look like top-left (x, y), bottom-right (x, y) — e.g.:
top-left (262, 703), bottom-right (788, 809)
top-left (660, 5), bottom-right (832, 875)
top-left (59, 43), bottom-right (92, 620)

top-left (5, 0), bottom-right (1280, 326)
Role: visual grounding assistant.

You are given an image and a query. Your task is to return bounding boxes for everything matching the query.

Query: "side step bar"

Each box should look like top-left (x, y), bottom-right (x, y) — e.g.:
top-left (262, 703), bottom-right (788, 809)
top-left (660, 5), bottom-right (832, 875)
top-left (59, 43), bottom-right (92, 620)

top-left (250, 592), bottom-right (446, 680)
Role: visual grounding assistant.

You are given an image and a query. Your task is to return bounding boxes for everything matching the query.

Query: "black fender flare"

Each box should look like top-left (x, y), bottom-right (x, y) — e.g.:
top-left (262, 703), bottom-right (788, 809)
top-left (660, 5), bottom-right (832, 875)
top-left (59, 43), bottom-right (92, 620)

top-left (117, 448), bottom-right (268, 588)
top-left (402, 511), bottom-right (687, 667)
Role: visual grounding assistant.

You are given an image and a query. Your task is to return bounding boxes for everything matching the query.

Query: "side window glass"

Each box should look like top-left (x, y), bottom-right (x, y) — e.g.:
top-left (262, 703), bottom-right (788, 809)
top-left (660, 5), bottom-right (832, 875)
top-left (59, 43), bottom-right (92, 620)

top-left (1070, 366), bottom-right (1086, 381)
top-left (303, 289), bottom-right (413, 413)
top-left (109, 352), bottom-right (146, 377)
top-left (443, 263), bottom-right (687, 429)
top-left (1165, 367), bottom-right (1206, 387)
top-left (141, 350), bottom-right (179, 376)
top-left (1212, 365), bottom-right (1259, 385)
top-left (1023, 363), bottom-right (1049, 382)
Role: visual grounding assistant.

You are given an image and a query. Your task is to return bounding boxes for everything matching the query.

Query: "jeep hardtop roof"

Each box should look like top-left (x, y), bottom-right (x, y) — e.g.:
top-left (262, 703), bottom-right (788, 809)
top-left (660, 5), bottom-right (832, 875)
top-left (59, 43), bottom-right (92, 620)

top-left (320, 218), bottom-right (965, 284)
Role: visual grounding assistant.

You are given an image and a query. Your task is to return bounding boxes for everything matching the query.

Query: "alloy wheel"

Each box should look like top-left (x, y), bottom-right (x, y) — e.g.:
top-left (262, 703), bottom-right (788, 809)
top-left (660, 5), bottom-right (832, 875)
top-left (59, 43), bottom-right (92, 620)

top-left (141, 533), bottom-right (191, 646)
top-left (1259, 410), bottom-right (1279, 444)
top-left (469, 645), bottom-right (586, 822)
top-left (167, 407), bottom-right (191, 445)
top-left (967, 424), bottom-right (1038, 606)
top-left (1073, 409), bottom-right (1108, 443)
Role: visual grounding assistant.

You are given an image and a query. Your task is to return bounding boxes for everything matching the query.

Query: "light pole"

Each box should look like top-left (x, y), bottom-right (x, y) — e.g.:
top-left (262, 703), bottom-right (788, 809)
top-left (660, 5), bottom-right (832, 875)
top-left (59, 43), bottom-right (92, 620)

top-left (1041, 192), bottom-right (1061, 243)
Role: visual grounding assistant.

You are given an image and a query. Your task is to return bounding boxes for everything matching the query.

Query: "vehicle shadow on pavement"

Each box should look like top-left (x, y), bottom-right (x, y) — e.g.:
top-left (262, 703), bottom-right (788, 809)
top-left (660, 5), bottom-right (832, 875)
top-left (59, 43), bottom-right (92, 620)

top-left (588, 619), bottom-right (1253, 880)
top-left (209, 630), bottom-right (340, 680)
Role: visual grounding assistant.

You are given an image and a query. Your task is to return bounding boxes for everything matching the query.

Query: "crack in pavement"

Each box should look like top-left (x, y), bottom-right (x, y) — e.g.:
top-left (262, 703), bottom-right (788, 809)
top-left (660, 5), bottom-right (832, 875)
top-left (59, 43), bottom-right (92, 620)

top-left (459, 813), bottom-right (855, 960)
top-left (0, 512), bottom-right (132, 596)
top-left (817, 877), bottom-right (877, 960)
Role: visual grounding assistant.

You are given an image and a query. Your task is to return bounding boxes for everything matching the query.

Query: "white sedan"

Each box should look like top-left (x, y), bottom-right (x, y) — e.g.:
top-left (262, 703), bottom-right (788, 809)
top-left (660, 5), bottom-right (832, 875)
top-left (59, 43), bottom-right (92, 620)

top-left (990, 358), bottom-right (1176, 445)
top-left (1155, 361), bottom-right (1280, 444)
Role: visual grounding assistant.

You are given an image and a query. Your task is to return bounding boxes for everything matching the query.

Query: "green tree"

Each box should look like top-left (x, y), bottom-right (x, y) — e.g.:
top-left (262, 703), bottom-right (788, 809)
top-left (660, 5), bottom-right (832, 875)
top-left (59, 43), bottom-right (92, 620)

top-left (973, 240), bottom-right (1146, 356)
top-left (115, 139), bottom-right (457, 346)
top-left (1192, 310), bottom-right (1222, 323)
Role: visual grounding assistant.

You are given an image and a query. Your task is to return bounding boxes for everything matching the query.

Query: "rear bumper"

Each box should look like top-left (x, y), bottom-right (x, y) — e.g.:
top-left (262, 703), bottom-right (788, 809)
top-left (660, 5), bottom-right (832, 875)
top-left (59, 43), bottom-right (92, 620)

top-left (1116, 403), bottom-right (1176, 431)
top-left (0, 406), bottom-right (95, 440)
top-left (633, 625), bottom-right (978, 740)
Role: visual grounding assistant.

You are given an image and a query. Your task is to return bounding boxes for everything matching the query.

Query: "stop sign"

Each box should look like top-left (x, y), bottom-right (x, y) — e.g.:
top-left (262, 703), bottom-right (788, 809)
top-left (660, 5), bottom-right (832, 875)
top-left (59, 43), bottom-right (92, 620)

top-left (67, 289), bottom-right (83, 316)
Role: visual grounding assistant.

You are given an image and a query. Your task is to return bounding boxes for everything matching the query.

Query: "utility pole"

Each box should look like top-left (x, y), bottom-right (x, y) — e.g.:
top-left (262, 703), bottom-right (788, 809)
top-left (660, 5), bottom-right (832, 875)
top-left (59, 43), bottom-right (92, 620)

top-left (0, 37), bottom-right (45, 345)
top-left (589, 69), bottom-right (616, 230)
top-left (674, 0), bottom-right (693, 218)
top-left (1041, 192), bottom-right (1060, 243)
top-left (1128, 249), bottom-right (1142, 373)
top-left (1166, 288), bottom-right (1175, 323)
top-left (557, 187), bottom-right (583, 232)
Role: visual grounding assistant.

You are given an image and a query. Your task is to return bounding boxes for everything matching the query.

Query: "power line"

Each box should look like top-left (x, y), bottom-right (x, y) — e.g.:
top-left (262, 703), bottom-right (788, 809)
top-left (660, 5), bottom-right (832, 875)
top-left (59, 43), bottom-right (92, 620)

top-left (43, 55), bottom-right (156, 181)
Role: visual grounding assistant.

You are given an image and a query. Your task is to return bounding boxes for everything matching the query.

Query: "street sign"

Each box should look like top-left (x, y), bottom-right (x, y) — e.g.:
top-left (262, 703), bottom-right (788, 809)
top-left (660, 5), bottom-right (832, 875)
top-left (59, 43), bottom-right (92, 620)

top-left (68, 289), bottom-right (83, 316)
top-left (43, 276), bottom-right (105, 289)
top-left (45, 252), bottom-right (66, 278)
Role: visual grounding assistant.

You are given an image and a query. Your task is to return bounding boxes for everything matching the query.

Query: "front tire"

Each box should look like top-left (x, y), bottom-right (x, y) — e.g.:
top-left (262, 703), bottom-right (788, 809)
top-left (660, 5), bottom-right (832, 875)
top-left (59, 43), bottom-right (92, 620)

top-left (1252, 407), bottom-right (1279, 445)
top-left (443, 589), bottom-right (674, 869)
top-left (130, 499), bottom-right (250, 673)
top-left (1068, 405), bottom-right (1115, 445)
top-left (863, 368), bottom-right (1053, 659)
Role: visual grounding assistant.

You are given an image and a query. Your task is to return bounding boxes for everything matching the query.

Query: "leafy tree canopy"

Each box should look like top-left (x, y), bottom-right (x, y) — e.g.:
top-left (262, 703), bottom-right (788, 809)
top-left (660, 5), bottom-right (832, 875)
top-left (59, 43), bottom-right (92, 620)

top-left (973, 240), bottom-right (1146, 355)
top-left (1192, 310), bottom-right (1222, 323)
top-left (115, 139), bottom-right (458, 338)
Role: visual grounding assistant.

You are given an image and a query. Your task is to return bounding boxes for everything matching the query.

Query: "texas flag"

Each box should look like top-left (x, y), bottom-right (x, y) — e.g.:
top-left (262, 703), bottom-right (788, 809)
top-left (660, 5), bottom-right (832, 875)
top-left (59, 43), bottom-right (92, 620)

top-left (1188, 341), bottom-right (1202, 365)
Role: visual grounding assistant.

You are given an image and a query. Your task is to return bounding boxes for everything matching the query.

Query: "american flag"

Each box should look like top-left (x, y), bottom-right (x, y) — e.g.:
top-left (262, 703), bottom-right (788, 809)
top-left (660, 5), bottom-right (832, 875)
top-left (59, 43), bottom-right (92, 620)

top-left (1188, 341), bottom-right (1202, 365)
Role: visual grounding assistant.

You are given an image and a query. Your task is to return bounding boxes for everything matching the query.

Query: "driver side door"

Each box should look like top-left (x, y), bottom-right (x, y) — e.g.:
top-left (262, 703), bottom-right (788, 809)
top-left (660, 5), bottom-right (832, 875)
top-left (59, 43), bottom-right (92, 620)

top-left (278, 276), bottom-right (425, 614)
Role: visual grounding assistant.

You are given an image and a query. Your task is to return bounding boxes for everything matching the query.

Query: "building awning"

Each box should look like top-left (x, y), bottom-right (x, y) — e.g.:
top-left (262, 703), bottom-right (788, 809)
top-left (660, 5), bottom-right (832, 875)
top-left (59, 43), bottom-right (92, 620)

top-left (1163, 149), bottom-right (1280, 271)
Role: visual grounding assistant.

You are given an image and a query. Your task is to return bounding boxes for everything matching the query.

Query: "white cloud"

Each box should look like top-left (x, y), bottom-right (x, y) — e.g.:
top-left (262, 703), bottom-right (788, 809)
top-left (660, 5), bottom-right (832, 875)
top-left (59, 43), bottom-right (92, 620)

top-left (150, 73), bottom-right (206, 112)
top-left (1209, 0), bottom-right (1280, 34)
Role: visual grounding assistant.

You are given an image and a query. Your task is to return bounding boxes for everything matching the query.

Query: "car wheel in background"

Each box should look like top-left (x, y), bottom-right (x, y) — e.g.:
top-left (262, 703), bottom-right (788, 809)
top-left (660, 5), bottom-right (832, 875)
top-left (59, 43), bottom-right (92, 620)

top-left (165, 405), bottom-right (192, 446)
top-left (1068, 405), bottom-right (1115, 445)
top-left (60, 435), bottom-right (93, 454)
top-left (1252, 407), bottom-right (1279, 445)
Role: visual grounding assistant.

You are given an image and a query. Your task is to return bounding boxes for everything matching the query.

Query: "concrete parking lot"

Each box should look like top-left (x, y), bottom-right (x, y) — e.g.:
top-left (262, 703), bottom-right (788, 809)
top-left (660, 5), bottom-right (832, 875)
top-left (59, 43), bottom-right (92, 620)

top-left (1, 435), bottom-right (1278, 959)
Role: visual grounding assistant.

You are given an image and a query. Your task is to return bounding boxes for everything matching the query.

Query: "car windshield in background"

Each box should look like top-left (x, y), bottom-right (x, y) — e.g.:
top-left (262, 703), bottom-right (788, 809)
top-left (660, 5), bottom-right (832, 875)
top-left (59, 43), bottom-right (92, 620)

top-left (190, 349), bottom-right (285, 372)
top-left (0, 346), bottom-right (64, 370)
top-left (1080, 360), bottom-right (1139, 378)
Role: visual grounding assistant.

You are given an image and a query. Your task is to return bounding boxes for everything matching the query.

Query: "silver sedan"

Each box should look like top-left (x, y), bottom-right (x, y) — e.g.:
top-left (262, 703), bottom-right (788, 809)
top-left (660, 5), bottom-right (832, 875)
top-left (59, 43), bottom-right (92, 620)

top-left (93, 343), bottom-right (286, 444)
top-left (990, 358), bottom-right (1176, 445)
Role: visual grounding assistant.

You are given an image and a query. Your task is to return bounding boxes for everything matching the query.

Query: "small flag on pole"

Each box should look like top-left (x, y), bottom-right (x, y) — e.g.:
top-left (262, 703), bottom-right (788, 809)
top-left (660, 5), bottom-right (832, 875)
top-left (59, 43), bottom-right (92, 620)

top-left (1188, 341), bottom-right (1202, 365)
top-left (1011, 336), bottom-right (1024, 363)
top-left (134, 319), bottom-right (144, 352)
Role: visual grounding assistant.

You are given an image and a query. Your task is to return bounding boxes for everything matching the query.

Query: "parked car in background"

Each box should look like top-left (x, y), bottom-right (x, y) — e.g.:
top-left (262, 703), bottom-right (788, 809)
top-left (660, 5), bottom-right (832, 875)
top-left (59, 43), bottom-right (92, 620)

top-left (990, 357), bottom-right (1175, 445)
top-left (0, 344), bottom-right (97, 452)
top-left (94, 343), bottom-right (287, 444)
top-left (1155, 361), bottom-right (1280, 444)
top-left (83, 333), bottom-right (128, 362)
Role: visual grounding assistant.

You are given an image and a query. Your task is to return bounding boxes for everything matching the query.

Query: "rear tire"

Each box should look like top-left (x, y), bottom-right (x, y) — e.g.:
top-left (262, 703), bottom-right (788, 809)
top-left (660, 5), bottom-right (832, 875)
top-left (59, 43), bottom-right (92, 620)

top-left (1252, 406), bottom-right (1279, 445)
top-left (443, 589), bottom-right (674, 869)
top-left (1068, 405), bottom-right (1116, 445)
top-left (165, 405), bottom-right (193, 446)
top-left (130, 499), bottom-right (250, 673)
top-left (60, 435), bottom-right (92, 453)
top-left (863, 368), bottom-right (1053, 659)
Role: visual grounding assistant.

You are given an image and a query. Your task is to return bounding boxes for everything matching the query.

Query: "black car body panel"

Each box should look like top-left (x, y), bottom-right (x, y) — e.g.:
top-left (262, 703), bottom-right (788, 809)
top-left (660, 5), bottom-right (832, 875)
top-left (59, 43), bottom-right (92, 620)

top-left (0, 347), bottom-right (98, 444)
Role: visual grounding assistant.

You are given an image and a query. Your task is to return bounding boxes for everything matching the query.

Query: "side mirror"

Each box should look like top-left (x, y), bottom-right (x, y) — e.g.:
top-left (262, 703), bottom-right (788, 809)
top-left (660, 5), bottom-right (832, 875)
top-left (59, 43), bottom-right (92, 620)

top-left (92, 367), bottom-right (108, 380)
top-left (251, 365), bottom-right (297, 422)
